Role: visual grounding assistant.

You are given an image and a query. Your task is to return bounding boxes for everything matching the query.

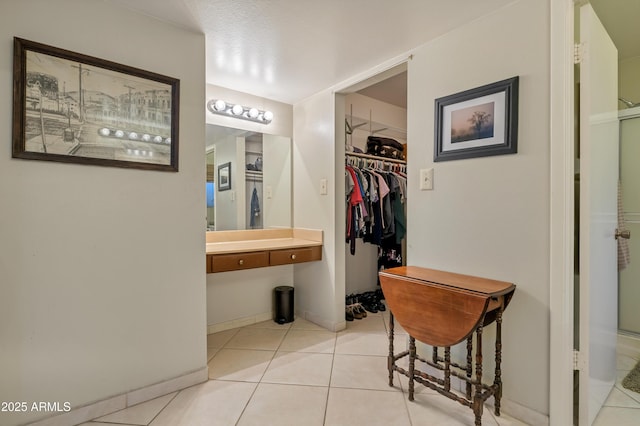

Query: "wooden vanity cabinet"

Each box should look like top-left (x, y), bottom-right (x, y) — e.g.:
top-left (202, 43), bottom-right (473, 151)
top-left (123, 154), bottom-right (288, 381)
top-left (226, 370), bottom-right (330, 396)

top-left (206, 245), bottom-right (322, 273)
top-left (269, 246), bottom-right (322, 266)
top-left (205, 228), bottom-right (323, 273)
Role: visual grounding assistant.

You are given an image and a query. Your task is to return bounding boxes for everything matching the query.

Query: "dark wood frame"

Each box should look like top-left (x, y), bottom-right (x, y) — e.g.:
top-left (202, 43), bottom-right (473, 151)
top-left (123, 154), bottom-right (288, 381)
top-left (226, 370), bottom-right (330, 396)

top-left (434, 76), bottom-right (518, 162)
top-left (218, 162), bottom-right (231, 191)
top-left (12, 37), bottom-right (179, 171)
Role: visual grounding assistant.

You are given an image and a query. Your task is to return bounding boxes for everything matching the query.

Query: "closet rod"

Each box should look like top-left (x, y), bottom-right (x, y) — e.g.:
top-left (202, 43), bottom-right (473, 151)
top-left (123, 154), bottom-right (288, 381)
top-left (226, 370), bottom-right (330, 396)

top-left (346, 151), bottom-right (406, 164)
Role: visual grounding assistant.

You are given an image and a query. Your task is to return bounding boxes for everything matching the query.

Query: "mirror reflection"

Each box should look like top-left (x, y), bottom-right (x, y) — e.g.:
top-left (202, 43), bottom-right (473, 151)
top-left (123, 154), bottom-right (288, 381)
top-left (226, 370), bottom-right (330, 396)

top-left (206, 124), bottom-right (291, 231)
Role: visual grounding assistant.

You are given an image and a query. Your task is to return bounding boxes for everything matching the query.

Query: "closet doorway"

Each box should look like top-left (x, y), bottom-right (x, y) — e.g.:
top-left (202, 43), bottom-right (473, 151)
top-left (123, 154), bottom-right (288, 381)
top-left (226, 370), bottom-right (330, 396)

top-left (336, 63), bottom-right (408, 316)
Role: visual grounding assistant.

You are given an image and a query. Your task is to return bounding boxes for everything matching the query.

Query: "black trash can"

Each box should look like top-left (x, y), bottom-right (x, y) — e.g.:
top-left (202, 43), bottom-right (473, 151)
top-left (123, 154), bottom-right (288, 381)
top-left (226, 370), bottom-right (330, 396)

top-left (274, 286), bottom-right (294, 324)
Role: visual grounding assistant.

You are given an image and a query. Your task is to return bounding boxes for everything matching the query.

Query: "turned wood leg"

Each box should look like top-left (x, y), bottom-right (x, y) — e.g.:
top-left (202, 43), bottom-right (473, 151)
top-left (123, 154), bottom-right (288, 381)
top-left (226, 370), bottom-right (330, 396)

top-left (444, 346), bottom-right (451, 392)
top-left (473, 324), bottom-right (484, 426)
top-left (433, 346), bottom-right (438, 364)
top-left (494, 310), bottom-right (503, 416)
top-left (408, 336), bottom-right (416, 401)
top-left (466, 335), bottom-right (473, 400)
top-left (388, 312), bottom-right (395, 387)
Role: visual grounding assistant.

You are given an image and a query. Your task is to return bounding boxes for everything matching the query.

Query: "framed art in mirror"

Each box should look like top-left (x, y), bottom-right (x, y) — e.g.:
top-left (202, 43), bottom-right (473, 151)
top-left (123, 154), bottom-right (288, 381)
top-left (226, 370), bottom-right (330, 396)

top-left (12, 37), bottom-right (180, 171)
top-left (218, 162), bottom-right (231, 191)
top-left (434, 76), bottom-right (518, 162)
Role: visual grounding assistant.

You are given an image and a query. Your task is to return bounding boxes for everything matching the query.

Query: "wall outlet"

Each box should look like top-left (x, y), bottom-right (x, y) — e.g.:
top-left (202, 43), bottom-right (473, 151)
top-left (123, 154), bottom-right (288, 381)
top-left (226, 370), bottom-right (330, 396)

top-left (420, 168), bottom-right (434, 190)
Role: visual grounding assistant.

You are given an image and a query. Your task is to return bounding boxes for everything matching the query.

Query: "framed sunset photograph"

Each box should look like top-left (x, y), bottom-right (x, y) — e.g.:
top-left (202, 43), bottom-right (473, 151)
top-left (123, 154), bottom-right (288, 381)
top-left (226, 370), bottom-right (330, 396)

top-left (434, 76), bottom-right (518, 162)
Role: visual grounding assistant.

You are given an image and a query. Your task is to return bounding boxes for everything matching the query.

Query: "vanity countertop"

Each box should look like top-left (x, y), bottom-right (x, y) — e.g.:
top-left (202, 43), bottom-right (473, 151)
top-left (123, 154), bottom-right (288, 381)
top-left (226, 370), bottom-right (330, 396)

top-left (206, 228), bottom-right (322, 255)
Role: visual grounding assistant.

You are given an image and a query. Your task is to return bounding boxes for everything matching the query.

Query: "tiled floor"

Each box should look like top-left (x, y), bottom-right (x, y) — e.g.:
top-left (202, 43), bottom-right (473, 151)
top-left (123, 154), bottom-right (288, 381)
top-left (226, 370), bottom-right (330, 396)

top-left (593, 340), bottom-right (640, 425)
top-left (81, 310), bottom-right (527, 426)
top-left (80, 312), bottom-right (639, 426)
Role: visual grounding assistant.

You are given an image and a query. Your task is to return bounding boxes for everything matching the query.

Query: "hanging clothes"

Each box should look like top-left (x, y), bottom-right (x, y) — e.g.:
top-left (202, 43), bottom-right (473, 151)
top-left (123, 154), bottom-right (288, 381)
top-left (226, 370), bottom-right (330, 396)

top-left (345, 155), bottom-right (407, 256)
top-left (250, 187), bottom-right (261, 228)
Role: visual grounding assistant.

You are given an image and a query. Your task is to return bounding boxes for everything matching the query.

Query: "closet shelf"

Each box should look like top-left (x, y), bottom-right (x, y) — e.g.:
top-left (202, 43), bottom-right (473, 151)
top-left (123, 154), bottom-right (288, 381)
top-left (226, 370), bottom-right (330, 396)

top-left (345, 116), bottom-right (407, 141)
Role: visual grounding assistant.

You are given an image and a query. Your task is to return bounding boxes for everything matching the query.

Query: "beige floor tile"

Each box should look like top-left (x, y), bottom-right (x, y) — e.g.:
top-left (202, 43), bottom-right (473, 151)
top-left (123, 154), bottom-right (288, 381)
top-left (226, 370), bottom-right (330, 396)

top-left (325, 387), bottom-right (411, 426)
top-left (603, 387), bottom-right (640, 408)
top-left (149, 380), bottom-right (256, 426)
top-left (208, 348), bottom-right (274, 382)
top-left (262, 351), bottom-right (333, 386)
top-left (289, 317), bottom-right (327, 331)
top-left (615, 370), bottom-right (640, 404)
top-left (407, 391), bottom-right (499, 426)
top-left (278, 329), bottom-right (336, 353)
top-left (237, 383), bottom-right (328, 426)
top-left (617, 353), bottom-right (639, 371)
top-left (93, 392), bottom-right (176, 425)
top-left (331, 354), bottom-right (402, 392)
top-left (207, 328), bottom-right (239, 348)
top-left (489, 410), bottom-right (531, 426)
top-left (81, 423), bottom-right (140, 426)
top-left (247, 319), bottom-right (293, 330)
top-left (224, 327), bottom-right (287, 350)
top-left (343, 313), bottom-right (388, 333)
top-left (593, 406), bottom-right (640, 426)
top-left (335, 331), bottom-right (389, 356)
top-left (207, 346), bottom-right (219, 362)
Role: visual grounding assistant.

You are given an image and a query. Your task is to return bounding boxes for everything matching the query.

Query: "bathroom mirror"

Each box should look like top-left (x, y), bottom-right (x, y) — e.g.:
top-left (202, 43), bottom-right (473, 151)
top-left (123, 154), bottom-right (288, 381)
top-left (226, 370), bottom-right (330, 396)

top-left (206, 124), bottom-right (291, 231)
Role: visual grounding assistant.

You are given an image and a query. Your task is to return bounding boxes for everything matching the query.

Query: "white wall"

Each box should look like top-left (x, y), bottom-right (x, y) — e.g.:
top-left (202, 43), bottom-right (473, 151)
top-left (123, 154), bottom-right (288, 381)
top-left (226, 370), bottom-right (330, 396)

top-left (0, 1), bottom-right (206, 425)
top-left (213, 134), bottom-right (243, 231)
top-left (619, 56), bottom-right (640, 106)
top-left (406, 0), bottom-right (550, 418)
top-left (293, 90), bottom-right (345, 331)
top-left (294, 0), bottom-right (551, 419)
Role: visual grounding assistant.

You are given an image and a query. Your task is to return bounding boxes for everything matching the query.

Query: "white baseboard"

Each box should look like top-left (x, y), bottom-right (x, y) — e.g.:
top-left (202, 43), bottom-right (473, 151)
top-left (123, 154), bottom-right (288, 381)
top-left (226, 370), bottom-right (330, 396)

top-left (486, 397), bottom-right (549, 425)
top-left (26, 367), bottom-right (208, 426)
top-left (298, 310), bottom-right (344, 332)
top-left (207, 311), bottom-right (273, 334)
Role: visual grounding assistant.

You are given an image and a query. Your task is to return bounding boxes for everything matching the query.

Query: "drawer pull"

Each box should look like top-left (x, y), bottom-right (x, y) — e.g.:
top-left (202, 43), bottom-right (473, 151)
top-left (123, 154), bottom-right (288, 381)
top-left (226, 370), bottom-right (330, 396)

top-left (291, 254), bottom-right (297, 260)
top-left (238, 259), bottom-right (244, 265)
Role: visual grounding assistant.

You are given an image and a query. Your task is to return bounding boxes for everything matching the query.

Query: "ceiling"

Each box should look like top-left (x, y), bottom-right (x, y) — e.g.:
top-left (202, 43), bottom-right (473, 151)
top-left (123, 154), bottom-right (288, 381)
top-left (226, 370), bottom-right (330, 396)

top-left (104, 1), bottom-right (640, 107)
top-left (104, 0), bottom-right (515, 105)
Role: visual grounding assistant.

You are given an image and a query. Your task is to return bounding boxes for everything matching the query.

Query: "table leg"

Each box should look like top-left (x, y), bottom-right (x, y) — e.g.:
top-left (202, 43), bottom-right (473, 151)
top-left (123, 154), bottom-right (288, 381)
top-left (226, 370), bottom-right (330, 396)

top-left (444, 346), bottom-right (451, 392)
top-left (473, 324), bottom-right (484, 426)
top-left (408, 335), bottom-right (416, 401)
top-left (388, 312), bottom-right (395, 387)
top-left (466, 335), bottom-right (473, 400)
top-left (494, 309), bottom-right (503, 416)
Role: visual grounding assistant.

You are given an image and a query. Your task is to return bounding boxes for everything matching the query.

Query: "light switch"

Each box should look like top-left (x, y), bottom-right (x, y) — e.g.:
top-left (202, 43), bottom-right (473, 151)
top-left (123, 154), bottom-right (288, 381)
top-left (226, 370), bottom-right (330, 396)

top-left (320, 178), bottom-right (328, 195)
top-left (420, 168), bottom-right (434, 190)
top-left (266, 185), bottom-right (273, 199)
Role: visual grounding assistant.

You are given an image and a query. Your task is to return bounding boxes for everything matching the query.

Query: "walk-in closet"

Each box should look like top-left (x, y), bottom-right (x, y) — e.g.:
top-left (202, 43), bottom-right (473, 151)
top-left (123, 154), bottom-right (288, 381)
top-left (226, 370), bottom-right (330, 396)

top-left (339, 64), bottom-right (408, 320)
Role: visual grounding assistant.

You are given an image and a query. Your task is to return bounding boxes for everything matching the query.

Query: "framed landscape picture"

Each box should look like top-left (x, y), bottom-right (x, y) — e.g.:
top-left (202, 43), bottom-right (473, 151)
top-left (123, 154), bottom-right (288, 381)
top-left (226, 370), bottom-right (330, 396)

top-left (12, 37), bottom-right (180, 171)
top-left (434, 76), bottom-right (518, 162)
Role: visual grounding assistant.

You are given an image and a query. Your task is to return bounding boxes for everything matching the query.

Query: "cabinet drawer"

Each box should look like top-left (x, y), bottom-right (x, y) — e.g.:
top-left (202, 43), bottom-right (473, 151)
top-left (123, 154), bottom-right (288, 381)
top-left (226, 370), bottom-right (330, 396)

top-left (269, 246), bottom-right (322, 266)
top-left (210, 251), bottom-right (269, 272)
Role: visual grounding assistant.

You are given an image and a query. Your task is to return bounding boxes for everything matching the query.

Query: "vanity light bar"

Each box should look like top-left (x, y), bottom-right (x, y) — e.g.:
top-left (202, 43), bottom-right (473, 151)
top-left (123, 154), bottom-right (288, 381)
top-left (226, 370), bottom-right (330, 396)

top-left (207, 99), bottom-right (273, 124)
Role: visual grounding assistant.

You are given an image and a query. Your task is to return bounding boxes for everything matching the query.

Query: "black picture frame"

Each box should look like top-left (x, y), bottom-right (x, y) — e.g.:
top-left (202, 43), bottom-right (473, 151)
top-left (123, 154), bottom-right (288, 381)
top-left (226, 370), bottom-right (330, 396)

top-left (434, 76), bottom-right (518, 162)
top-left (12, 37), bottom-right (180, 171)
top-left (218, 162), bottom-right (231, 191)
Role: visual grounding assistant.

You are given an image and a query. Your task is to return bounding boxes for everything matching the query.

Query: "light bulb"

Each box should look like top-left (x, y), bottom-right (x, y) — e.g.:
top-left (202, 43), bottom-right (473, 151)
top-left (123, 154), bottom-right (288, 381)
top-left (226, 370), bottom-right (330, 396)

top-left (214, 100), bottom-right (226, 111)
top-left (248, 108), bottom-right (259, 118)
top-left (263, 111), bottom-right (273, 122)
top-left (232, 104), bottom-right (244, 115)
